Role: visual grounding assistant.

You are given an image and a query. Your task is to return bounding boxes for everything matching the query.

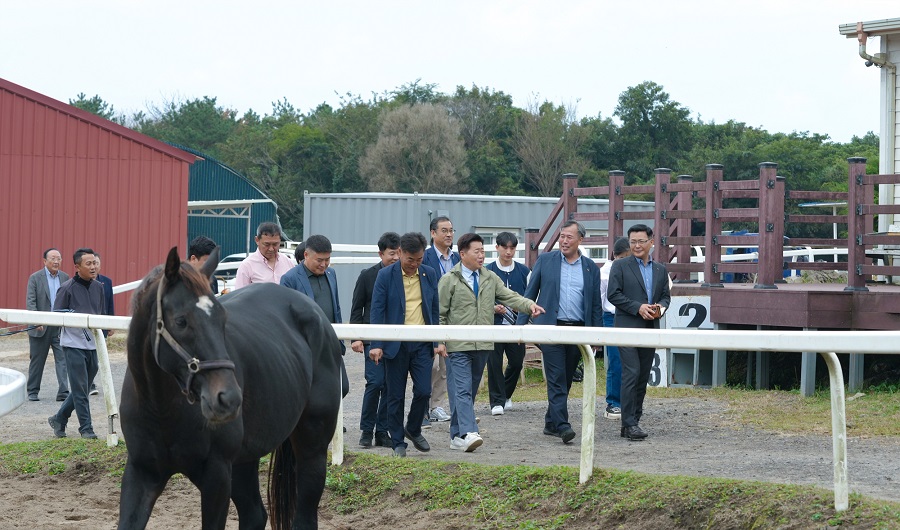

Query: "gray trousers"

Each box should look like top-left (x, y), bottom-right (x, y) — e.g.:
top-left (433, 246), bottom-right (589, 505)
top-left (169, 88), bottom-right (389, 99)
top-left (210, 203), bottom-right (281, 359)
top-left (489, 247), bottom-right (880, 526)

top-left (55, 347), bottom-right (98, 435)
top-left (445, 350), bottom-right (489, 441)
top-left (27, 328), bottom-right (69, 398)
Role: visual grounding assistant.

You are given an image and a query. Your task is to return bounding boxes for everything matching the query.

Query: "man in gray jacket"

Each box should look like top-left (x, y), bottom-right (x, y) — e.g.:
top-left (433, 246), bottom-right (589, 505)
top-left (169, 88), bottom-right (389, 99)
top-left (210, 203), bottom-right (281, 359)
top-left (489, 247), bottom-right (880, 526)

top-left (25, 248), bottom-right (70, 402)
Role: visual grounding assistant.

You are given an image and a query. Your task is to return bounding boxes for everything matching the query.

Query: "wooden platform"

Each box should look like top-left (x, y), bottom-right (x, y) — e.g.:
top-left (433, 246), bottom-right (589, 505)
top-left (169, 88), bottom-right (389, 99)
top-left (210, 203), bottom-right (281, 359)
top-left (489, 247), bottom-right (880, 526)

top-left (671, 282), bottom-right (900, 330)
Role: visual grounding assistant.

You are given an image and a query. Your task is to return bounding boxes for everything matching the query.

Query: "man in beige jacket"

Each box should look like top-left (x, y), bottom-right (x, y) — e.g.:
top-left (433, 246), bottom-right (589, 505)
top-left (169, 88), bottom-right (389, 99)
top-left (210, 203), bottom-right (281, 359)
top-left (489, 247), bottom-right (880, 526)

top-left (438, 233), bottom-right (544, 452)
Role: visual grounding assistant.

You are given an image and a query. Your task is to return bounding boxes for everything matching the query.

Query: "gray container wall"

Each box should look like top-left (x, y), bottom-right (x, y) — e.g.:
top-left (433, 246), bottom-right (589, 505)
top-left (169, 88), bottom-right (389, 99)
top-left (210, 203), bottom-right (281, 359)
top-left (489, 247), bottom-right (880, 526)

top-left (303, 192), bottom-right (655, 323)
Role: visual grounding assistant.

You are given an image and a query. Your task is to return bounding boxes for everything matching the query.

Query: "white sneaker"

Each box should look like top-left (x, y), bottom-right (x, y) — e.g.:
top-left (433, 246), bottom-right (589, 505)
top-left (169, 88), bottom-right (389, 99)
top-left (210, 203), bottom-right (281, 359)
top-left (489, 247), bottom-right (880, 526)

top-left (491, 405), bottom-right (504, 416)
top-left (430, 407), bottom-right (451, 422)
top-left (450, 432), bottom-right (483, 452)
top-left (504, 399), bottom-right (512, 411)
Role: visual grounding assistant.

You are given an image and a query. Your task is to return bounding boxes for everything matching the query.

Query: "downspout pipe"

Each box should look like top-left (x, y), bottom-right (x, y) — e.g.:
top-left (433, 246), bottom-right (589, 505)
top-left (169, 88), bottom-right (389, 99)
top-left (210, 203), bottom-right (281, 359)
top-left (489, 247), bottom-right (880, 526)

top-left (857, 22), bottom-right (898, 233)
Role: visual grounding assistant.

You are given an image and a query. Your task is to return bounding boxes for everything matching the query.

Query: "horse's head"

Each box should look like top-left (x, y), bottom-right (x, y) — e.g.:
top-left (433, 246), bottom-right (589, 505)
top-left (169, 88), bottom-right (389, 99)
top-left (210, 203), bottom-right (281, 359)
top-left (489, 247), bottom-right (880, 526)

top-left (135, 246), bottom-right (243, 424)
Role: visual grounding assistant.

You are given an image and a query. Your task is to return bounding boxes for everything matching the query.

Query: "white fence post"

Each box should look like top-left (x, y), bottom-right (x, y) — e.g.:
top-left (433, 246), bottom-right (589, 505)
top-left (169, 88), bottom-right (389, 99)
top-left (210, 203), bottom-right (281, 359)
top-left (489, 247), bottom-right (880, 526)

top-left (578, 344), bottom-right (596, 484)
top-left (93, 329), bottom-right (120, 447)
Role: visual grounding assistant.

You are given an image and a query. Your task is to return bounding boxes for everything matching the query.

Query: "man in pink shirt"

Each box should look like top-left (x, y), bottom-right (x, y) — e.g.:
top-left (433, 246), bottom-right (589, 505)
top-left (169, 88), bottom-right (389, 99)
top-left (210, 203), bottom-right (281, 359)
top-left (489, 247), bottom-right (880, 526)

top-left (234, 222), bottom-right (295, 289)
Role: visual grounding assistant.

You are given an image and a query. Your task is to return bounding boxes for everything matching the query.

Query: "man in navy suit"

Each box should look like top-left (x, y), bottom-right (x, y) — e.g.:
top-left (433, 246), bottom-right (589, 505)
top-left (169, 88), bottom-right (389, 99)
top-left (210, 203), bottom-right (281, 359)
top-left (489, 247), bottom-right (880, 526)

top-left (280, 235), bottom-right (342, 326)
top-left (25, 248), bottom-right (70, 402)
top-left (350, 231), bottom-right (401, 449)
top-left (608, 224), bottom-right (670, 441)
top-left (517, 221), bottom-right (603, 444)
top-left (421, 216), bottom-right (459, 425)
top-left (369, 232), bottom-right (447, 457)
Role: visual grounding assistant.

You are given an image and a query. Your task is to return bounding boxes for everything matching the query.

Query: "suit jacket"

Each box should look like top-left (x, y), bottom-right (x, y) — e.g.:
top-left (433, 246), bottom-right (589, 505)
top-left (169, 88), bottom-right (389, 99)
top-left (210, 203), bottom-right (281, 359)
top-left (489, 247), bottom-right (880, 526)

top-left (350, 262), bottom-right (383, 325)
top-left (280, 264), bottom-right (342, 324)
top-left (25, 268), bottom-right (69, 338)
top-left (422, 246), bottom-right (460, 276)
top-left (369, 262), bottom-right (440, 359)
top-left (607, 256), bottom-right (671, 329)
top-left (516, 250), bottom-right (602, 327)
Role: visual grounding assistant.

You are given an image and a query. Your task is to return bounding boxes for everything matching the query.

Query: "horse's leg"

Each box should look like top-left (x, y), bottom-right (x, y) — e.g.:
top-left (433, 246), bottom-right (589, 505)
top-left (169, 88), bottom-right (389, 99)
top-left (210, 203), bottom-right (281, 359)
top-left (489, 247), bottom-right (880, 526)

top-left (287, 409), bottom-right (337, 530)
top-left (188, 460), bottom-right (233, 530)
top-left (231, 460), bottom-right (267, 530)
top-left (117, 460), bottom-right (169, 530)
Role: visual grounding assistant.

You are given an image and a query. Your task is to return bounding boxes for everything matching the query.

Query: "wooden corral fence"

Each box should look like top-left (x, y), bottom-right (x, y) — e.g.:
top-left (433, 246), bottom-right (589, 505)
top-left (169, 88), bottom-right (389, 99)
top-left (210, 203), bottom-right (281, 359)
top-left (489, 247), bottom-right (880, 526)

top-left (526, 157), bottom-right (900, 292)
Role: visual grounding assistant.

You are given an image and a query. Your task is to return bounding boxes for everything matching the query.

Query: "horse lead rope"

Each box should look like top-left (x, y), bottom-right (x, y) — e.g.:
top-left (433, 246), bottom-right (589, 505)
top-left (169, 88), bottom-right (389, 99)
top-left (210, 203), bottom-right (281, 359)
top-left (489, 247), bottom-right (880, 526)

top-left (153, 274), bottom-right (235, 404)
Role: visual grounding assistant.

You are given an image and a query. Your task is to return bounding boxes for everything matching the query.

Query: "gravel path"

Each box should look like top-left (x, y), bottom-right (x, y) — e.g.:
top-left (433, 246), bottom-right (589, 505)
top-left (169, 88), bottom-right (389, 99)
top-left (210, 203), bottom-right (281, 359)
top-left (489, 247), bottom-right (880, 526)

top-left (1, 334), bottom-right (898, 503)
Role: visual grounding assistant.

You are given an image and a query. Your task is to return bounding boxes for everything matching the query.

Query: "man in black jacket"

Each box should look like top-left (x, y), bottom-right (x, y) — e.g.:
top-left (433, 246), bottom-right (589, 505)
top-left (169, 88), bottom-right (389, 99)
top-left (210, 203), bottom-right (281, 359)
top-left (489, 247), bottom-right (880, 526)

top-left (350, 232), bottom-right (401, 448)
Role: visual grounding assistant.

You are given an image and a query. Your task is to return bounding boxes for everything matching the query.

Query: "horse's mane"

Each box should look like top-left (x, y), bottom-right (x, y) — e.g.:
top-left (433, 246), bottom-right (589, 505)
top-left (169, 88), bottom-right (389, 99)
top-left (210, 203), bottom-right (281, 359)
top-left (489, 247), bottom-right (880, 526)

top-left (130, 263), bottom-right (213, 319)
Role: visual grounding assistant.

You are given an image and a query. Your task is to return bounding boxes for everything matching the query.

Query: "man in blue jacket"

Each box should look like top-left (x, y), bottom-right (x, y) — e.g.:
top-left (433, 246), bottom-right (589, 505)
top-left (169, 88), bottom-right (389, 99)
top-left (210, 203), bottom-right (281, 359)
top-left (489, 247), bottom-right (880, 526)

top-left (517, 221), bottom-right (603, 444)
top-left (280, 234), bottom-right (342, 327)
top-left (421, 215), bottom-right (459, 425)
top-left (369, 232), bottom-right (446, 457)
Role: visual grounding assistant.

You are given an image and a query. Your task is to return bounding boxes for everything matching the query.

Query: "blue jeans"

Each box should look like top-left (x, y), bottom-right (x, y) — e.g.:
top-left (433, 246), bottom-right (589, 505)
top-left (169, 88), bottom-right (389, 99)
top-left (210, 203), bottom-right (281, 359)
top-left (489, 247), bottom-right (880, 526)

top-left (445, 350), bottom-right (489, 440)
top-left (55, 347), bottom-right (97, 435)
top-left (603, 311), bottom-right (621, 408)
top-left (359, 346), bottom-right (389, 434)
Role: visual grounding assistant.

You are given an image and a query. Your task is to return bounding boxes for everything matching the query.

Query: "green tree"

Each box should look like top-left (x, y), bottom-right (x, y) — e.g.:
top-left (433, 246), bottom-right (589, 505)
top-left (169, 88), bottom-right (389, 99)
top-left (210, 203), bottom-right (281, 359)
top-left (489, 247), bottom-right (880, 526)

top-left (69, 93), bottom-right (124, 124)
top-left (135, 96), bottom-right (237, 158)
top-left (614, 81), bottom-right (693, 182)
top-left (360, 103), bottom-right (468, 193)
top-left (514, 100), bottom-right (589, 197)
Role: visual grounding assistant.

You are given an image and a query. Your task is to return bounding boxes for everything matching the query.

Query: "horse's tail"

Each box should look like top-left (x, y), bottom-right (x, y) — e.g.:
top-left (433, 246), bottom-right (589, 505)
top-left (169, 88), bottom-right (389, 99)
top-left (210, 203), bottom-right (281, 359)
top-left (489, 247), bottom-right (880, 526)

top-left (267, 439), bottom-right (297, 530)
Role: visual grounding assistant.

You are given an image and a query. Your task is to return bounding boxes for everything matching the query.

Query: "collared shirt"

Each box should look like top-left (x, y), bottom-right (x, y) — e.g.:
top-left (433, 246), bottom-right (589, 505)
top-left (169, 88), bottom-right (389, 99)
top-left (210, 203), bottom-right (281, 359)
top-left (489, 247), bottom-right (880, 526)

top-left (460, 264), bottom-right (478, 295)
top-left (44, 267), bottom-right (61, 307)
top-left (234, 249), bottom-right (294, 289)
top-left (434, 246), bottom-right (454, 276)
top-left (557, 252), bottom-right (585, 322)
top-left (636, 256), bottom-right (654, 303)
top-left (403, 269), bottom-right (425, 325)
top-left (600, 259), bottom-right (615, 314)
top-left (304, 264), bottom-right (335, 323)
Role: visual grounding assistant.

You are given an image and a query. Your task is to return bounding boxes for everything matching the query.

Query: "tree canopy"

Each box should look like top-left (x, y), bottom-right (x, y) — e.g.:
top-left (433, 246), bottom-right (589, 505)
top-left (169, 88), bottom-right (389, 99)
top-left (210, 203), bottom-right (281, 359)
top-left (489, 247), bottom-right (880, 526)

top-left (71, 82), bottom-right (879, 235)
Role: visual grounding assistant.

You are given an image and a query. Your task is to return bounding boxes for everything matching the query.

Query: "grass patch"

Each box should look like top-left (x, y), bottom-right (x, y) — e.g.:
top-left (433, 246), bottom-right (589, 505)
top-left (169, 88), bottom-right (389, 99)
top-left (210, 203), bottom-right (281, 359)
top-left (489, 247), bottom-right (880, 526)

top-left (0, 439), bottom-right (128, 477)
top-left (324, 453), bottom-right (900, 529)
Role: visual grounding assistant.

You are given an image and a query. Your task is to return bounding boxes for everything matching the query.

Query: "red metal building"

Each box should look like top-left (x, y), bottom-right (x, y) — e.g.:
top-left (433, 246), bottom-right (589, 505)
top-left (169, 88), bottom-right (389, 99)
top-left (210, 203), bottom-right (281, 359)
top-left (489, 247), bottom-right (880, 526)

top-left (0, 77), bottom-right (197, 318)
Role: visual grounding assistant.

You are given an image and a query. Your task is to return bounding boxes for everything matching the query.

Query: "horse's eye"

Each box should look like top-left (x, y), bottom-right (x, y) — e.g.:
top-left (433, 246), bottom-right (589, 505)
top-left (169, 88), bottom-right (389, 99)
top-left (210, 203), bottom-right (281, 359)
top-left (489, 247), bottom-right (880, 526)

top-left (174, 316), bottom-right (188, 328)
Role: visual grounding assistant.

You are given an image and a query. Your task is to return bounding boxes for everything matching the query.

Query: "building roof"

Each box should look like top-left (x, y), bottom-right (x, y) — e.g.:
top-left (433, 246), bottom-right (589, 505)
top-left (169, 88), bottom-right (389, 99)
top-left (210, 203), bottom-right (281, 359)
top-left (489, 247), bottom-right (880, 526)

top-left (839, 18), bottom-right (900, 37)
top-left (0, 77), bottom-right (197, 164)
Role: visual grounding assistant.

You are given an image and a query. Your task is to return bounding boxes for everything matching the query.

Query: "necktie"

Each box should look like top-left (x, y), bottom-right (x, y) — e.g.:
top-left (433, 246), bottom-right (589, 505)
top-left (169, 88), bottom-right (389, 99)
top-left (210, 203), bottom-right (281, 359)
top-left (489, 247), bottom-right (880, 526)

top-left (472, 271), bottom-right (479, 298)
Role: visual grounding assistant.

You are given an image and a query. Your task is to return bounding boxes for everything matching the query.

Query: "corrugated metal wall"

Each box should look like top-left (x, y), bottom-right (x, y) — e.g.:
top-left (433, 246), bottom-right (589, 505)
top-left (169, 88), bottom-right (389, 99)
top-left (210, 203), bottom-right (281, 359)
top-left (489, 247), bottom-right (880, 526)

top-left (303, 191), bottom-right (656, 321)
top-left (0, 78), bottom-right (194, 317)
top-left (175, 144), bottom-right (280, 258)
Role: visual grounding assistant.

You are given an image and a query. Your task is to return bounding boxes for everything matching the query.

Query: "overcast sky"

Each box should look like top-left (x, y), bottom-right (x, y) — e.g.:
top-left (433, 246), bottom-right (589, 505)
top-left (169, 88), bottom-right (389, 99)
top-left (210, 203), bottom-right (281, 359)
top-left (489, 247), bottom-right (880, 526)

top-left (1, 1), bottom-right (895, 143)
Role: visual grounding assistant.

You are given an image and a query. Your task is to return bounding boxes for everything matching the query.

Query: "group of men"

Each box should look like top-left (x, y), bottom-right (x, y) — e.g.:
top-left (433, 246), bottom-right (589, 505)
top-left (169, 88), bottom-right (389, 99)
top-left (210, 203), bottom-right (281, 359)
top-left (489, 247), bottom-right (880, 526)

top-left (29, 218), bottom-right (670, 449)
top-left (29, 237), bottom-right (219, 440)
top-left (223, 217), bottom-right (671, 453)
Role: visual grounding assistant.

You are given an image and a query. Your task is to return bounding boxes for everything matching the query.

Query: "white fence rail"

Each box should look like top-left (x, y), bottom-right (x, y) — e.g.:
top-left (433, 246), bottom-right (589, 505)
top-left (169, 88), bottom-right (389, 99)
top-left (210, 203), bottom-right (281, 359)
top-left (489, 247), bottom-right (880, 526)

top-left (3, 309), bottom-right (896, 511)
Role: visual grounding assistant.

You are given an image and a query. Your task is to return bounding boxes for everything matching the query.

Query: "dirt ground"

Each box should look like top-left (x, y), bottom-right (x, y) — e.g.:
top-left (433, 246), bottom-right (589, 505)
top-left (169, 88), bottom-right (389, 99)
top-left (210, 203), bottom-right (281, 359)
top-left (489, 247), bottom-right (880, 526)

top-left (1, 333), bottom-right (898, 528)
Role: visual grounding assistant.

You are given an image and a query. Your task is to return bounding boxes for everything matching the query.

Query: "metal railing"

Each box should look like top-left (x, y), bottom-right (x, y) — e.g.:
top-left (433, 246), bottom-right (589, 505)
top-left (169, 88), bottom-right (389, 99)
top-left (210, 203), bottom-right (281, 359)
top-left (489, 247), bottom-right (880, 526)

top-left (3, 308), bottom-right (894, 511)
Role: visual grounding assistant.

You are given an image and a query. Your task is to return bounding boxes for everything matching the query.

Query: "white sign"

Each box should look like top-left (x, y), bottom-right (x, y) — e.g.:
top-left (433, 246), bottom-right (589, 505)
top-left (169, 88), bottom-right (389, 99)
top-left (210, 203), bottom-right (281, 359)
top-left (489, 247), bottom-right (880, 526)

top-left (666, 296), bottom-right (713, 330)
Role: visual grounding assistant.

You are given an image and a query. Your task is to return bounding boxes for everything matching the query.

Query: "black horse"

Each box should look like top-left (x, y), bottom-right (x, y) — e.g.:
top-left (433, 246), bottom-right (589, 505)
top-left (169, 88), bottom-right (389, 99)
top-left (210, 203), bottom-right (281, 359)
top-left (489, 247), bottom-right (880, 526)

top-left (118, 247), bottom-right (344, 529)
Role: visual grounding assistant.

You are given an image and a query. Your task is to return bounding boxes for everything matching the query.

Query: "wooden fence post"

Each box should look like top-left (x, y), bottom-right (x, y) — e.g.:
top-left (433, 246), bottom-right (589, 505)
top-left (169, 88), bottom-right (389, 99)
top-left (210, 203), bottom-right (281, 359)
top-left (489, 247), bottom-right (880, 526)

top-left (703, 164), bottom-right (724, 287)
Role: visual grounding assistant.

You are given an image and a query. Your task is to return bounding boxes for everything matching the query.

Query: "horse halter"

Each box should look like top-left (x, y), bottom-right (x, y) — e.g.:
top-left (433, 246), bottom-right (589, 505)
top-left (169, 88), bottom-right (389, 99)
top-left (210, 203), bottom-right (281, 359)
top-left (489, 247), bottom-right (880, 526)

top-left (153, 274), bottom-right (235, 404)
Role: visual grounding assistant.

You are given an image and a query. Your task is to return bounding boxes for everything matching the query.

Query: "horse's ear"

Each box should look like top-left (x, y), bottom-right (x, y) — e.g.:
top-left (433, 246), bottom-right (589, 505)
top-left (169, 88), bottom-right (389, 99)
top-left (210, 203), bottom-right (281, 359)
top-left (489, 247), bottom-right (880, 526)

top-left (164, 247), bottom-right (181, 283)
top-left (200, 247), bottom-right (220, 279)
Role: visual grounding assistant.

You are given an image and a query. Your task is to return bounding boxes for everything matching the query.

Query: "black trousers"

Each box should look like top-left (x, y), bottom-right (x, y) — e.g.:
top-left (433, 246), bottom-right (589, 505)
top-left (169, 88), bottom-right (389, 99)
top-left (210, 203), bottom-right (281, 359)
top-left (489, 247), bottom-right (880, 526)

top-left (619, 345), bottom-right (654, 428)
top-left (486, 342), bottom-right (526, 407)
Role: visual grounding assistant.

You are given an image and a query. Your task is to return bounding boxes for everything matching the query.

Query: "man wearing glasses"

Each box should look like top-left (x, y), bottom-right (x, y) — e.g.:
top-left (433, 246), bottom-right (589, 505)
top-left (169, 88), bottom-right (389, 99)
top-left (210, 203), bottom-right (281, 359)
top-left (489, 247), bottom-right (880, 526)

top-left (25, 248), bottom-right (70, 402)
top-left (517, 221), bottom-right (603, 444)
top-left (422, 216), bottom-right (459, 426)
top-left (607, 224), bottom-right (671, 441)
top-left (234, 222), bottom-right (294, 289)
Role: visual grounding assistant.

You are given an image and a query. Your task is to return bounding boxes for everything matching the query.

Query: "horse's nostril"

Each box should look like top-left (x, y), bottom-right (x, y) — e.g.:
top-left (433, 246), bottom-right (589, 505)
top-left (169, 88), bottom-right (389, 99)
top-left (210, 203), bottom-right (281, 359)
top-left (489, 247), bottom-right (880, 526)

top-left (218, 389), bottom-right (242, 410)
